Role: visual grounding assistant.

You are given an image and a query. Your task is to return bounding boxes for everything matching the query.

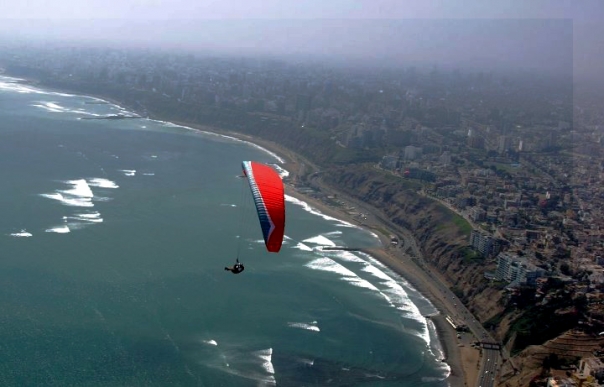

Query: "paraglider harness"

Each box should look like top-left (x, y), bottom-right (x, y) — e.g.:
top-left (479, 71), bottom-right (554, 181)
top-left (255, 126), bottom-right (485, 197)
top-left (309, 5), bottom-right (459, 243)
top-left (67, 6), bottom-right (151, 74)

top-left (225, 259), bottom-right (245, 274)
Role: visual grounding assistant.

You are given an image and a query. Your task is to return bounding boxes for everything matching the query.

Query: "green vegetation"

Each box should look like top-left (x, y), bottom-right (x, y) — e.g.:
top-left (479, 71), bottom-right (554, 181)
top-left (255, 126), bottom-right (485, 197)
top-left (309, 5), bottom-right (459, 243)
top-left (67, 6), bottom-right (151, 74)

top-left (459, 246), bottom-right (482, 263)
top-left (432, 203), bottom-right (472, 237)
top-left (505, 282), bottom-right (585, 355)
top-left (451, 214), bottom-right (473, 236)
top-left (451, 286), bottom-right (464, 299)
top-left (484, 310), bottom-right (506, 330)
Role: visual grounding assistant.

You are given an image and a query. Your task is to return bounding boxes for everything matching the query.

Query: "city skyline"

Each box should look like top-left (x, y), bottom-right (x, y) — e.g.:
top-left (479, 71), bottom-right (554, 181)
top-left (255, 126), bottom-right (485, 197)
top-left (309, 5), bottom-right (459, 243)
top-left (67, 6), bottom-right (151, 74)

top-left (0, 0), bottom-right (601, 83)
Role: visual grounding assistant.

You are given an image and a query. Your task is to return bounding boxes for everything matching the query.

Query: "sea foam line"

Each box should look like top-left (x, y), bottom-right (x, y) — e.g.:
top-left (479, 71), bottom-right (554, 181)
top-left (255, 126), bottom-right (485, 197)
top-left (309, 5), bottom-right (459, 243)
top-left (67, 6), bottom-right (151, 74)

top-left (0, 77), bottom-right (75, 97)
top-left (253, 348), bottom-right (275, 375)
top-left (306, 257), bottom-right (380, 291)
top-left (302, 235), bottom-right (337, 247)
top-left (32, 101), bottom-right (99, 116)
top-left (306, 235), bottom-right (433, 345)
top-left (287, 321), bottom-right (320, 332)
top-left (45, 225), bottom-right (70, 234)
top-left (356, 251), bottom-right (436, 345)
top-left (88, 178), bottom-right (119, 189)
top-left (155, 120), bottom-right (285, 164)
top-left (119, 169), bottom-right (136, 177)
top-left (286, 195), bottom-right (357, 228)
top-left (9, 229), bottom-right (32, 237)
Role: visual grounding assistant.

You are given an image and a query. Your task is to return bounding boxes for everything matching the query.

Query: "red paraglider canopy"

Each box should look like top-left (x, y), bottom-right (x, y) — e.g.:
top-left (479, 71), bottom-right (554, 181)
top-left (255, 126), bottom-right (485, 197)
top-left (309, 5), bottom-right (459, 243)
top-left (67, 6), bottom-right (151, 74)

top-left (241, 161), bottom-right (285, 253)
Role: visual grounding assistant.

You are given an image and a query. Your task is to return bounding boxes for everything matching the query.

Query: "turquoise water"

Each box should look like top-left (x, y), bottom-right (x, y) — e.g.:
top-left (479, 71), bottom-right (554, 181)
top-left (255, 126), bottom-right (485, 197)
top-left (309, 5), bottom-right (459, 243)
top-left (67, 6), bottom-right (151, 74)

top-left (0, 76), bottom-right (449, 386)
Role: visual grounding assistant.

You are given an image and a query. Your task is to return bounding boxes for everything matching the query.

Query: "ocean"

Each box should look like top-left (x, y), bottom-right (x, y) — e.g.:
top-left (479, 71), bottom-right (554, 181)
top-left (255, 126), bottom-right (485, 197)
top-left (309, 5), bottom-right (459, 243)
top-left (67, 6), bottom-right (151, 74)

top-left (0, 75), bottom-right (450, 386)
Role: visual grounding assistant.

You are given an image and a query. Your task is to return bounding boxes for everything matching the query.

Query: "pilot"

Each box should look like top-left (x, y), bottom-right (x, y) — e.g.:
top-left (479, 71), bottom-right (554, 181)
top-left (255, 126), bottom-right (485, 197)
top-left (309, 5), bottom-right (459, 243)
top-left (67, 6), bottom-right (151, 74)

top-left (225, 259), bottom-right (245, 274)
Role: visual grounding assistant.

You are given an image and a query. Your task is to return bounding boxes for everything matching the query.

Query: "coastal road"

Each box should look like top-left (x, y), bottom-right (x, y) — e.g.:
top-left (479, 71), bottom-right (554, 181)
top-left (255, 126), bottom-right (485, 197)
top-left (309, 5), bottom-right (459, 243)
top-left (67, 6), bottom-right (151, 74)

top-left (304, 172), bottom-right (504, 387)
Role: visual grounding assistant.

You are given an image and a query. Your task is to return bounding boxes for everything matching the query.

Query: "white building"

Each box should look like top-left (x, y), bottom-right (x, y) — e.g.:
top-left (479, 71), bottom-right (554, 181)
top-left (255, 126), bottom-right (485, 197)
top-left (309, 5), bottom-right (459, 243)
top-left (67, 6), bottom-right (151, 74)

top-left (495, 252), bottom-right (544, 285)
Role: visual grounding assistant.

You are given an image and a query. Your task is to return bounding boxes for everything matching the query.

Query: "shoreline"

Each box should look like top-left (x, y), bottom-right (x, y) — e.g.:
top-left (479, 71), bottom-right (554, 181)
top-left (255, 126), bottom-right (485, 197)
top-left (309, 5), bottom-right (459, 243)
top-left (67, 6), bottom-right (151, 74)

top-left (167, 121), bottom-right (474, 387)
top-left (1, 75), bottom-right (477, 386)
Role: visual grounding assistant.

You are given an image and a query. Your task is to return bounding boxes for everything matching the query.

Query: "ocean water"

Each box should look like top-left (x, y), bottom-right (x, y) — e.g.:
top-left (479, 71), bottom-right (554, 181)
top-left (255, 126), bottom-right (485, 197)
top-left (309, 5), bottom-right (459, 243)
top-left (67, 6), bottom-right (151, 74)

top-left (0, 76), bottom-right (449, 386)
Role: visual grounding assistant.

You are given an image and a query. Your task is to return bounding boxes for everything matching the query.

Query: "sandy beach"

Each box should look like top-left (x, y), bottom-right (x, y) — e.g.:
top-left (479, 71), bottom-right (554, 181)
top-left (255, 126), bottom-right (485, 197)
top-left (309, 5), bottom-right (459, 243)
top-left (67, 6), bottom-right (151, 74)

top-left (174, 121), bottom-right (481, 387)
top-left (4, 76), bottom-right (483, 386)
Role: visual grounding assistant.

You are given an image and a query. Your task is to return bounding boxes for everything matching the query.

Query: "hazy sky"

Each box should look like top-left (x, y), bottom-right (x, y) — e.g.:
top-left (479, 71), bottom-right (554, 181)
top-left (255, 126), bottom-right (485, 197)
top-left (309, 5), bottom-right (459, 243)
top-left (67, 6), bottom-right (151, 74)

top-left (0, 0), bottom-right (601, 81)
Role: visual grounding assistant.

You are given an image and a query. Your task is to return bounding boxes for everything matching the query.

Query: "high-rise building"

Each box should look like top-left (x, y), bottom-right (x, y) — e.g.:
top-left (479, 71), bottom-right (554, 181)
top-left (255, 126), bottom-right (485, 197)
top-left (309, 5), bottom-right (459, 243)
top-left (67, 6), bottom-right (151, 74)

top-left (495, 253), bottom-right (544, 285)
top-left (470, 230), bottom-right (504, 257)
top-left (498, 135), bottom-right (511, 154)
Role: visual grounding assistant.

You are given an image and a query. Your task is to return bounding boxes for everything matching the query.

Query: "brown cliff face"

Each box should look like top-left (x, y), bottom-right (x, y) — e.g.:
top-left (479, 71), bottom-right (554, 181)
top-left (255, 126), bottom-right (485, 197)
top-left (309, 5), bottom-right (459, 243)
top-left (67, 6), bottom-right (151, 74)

top-left (323, 165), bottom-right (507, 331)
top-left (321, 165), bottom-right (604, 385)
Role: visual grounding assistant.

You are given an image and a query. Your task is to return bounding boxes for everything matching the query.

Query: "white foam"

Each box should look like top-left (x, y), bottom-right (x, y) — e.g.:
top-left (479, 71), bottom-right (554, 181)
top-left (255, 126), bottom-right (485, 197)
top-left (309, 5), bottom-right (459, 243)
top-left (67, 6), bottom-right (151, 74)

top-left (427, 319), bottom-right (445, 362)
top-left (40, 179), bottom-right (113, 232)
top-left (323, 249), bottom-right (366, 263)
top-left (286, 195), bottom-right (357, 228)
top-left (62, 179), bottom-right (94, 198)
top-left (426, 318), bottom-right (452, 379)
top-left (48, 179), bottom-right (95, 207)
top-left (201, 346), bottom-right (276, 386)
top-left (46, 102), bottom-right (63, 110)
top-left (162, 121), bottom-right (188, 129)
top-left (293, 242), bottom-right (313, 251)
top-left (271, 163), bottom-right (290, 178)
top-left (93, 197), bottom-right (113, 202)
top-left (32, 103), bottom-right (62, 113)
top-left (202, 339), bottom-right (218, 346)
top-left (142, 172), bottom-right (155, 176)
top-left (308, 249), bottom-right (433, 345)
top-left (154, 119), bottom-right (286, 164)
top-left (45, 225), bottom-right (70, 233)
top-left (40, 193), bottom-right (63, 201)
top-left (299, 358), bottom-right (314, 366)
top-left (0, 78), bottom-right (74, 97)
top-left (10, 229), bottom-right (32, 237)
top-left (64, 212), bottom-right (103, 223)
top-left (253, 348), bottom-right (275, 375)
top-left (356, 252), bottom-right (432, 345)
top-left (305, 257), bottom-right (379, 291)
top-left (288, 321), bottom-right (320, 332)
top-left (119, 169), bottom-right (136, 177)
top-left (302, 235), bottom-right (336, 247)
top-left (87, 178), bottom-right (119, 189)
top-left (41, 186), bottom-right (94, 208)
top-left (32, 101), bottom-right (101, 117)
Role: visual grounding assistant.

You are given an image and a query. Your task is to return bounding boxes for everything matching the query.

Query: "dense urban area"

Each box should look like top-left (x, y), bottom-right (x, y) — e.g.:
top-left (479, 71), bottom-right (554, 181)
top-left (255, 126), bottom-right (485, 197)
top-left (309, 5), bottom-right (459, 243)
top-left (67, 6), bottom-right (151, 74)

top-left (2, 42), bottom-right (604, 386)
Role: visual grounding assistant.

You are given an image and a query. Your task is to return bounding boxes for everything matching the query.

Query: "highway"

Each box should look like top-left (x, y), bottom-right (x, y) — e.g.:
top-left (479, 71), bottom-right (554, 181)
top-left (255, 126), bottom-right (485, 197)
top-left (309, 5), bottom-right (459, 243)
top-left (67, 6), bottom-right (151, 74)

top-left (303, 171), bottom-right (505, 387)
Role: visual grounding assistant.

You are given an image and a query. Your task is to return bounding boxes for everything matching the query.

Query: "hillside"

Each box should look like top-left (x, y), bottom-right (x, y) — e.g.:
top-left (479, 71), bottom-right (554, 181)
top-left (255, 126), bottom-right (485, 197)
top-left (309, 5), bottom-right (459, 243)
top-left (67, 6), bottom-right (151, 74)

top-left (19, 76), bottom-right (593, 385)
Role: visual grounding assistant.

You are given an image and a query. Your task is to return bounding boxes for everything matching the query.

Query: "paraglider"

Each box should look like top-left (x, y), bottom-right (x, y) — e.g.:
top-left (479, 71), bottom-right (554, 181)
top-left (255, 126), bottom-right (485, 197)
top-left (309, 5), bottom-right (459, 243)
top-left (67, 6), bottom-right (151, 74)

top-left (225, 258), bottom-right (245, 274)
top-left (227, 161), bottom-right (285, 272)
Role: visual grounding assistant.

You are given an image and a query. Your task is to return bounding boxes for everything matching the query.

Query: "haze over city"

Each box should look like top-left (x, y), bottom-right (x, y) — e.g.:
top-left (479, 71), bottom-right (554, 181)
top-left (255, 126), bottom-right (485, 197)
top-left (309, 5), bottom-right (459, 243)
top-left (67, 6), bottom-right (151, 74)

top-left (0, 0), bottom-right (602, 83)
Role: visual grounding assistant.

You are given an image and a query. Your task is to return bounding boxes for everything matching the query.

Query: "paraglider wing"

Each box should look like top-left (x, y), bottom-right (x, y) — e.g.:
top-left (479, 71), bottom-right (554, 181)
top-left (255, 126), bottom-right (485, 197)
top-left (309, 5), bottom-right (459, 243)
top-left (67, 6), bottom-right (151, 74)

top-left (242, 161), bottom-right (285, 252)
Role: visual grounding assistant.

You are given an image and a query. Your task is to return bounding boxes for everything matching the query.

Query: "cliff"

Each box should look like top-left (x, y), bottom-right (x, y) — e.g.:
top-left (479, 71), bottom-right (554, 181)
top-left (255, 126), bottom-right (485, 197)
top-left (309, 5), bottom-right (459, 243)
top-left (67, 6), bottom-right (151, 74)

top-left (320, 165), bottom-right (506, 320)
top-left (319, 164), bottom-right (604, 385)
top-left (19, 76), bottom-right (591, 384)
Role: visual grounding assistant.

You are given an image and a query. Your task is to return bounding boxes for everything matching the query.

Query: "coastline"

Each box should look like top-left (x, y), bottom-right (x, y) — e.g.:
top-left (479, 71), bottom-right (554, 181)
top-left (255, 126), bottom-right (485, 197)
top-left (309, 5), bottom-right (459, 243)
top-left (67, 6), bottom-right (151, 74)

top-left (1, 75), bottom-right (477, 386)
top-left (168, 121), bottom-right (476, 387)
